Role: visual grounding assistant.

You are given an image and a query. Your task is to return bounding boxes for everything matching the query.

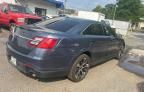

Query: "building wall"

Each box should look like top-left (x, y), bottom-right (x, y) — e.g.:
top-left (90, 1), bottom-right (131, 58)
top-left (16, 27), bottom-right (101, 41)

top-left (138, 22), bottom-right (144, 30)
top-left (0, 0), bottom-right (58, 16)
top-left (106, 19), bottom-right (131, 36)
top-left (21, 0), bottom-right (58, 16)
top-left (0, 0), bottom-right (16, 4)
top-left (77, 11), bottom-right (105, 22)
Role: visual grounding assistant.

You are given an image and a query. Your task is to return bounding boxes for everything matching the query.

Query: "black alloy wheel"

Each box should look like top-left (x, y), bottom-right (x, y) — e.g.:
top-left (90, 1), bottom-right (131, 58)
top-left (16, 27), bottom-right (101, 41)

top-left (68, 54), bottom-right (90, 82)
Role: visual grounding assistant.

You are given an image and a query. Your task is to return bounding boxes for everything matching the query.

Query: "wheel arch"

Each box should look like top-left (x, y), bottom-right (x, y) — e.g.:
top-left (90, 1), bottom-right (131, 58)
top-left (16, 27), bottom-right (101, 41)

top-left (9, 19), bottom-right (16, 24)
top-left (82, 51), bottom-right (91, 58)
top-left (68, 50), bottom-right (92, 70)
top-left (68, 51), bottom-right (91, 82)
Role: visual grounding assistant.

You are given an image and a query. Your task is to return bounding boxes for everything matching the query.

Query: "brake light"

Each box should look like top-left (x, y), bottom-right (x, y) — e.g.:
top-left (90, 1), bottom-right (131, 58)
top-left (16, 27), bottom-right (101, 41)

top-left (29, 37), bottom-right (58, 49)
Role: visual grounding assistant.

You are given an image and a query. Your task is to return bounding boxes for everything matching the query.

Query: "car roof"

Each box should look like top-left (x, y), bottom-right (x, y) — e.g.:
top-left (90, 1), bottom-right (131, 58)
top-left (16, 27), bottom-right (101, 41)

top-left (66, 16), bottom-right (98, 24)
top-left (37, 16), bottom-right (98, 25)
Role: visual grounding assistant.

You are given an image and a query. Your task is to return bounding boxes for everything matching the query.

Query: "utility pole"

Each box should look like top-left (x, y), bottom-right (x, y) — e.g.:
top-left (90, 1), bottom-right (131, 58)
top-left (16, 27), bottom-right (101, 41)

top-left (64, 0), bottom-right (67, 14)
top-left (112, 0), bottom-right (118, 25)
top-left (112, 4), bottom-right (117, 25)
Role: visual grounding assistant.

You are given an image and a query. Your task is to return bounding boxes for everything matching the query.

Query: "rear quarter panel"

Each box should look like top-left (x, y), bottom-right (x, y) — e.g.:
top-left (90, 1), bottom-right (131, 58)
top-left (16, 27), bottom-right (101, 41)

top-left (56, 34), bottom-right (93, 67)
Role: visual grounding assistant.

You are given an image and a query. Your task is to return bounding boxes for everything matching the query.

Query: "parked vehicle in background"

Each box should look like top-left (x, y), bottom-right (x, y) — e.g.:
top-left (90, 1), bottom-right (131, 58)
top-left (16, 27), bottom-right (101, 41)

top-left (6, 17), bottom-right (125, 82)
top-left (42, 16), bottom-right (50, 21)
top-left (0, 2), bottom-right (42, 31)
top-left (77, 11), bottom-right (105, 22)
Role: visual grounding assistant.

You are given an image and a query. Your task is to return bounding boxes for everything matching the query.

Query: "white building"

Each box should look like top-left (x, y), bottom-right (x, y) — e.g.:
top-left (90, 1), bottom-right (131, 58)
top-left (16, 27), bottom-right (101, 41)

top-left (106, 19), bottom-right (131, 36)
top-left (0, 0), bottom-right (64, 17)
top-left (77, 11), bottom-right (105, 22)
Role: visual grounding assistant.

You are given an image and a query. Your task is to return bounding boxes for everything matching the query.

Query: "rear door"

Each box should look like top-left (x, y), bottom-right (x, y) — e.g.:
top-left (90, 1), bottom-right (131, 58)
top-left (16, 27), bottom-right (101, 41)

top-left (82, 23), bottom-right (112, 65)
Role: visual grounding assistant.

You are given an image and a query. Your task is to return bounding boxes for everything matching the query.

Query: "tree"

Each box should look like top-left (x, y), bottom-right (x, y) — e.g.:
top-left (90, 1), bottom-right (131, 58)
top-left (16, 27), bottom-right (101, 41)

top-left (139, 5), bottom-right (144, 18)
top-left (93, 5), bottom-right (103, 12)
top-left (116, 0), bottom-right (141, 22)
top-left (93, 0), bottom-right (143, 23)
top-left (103, 4), bottom-right (115, 19)
top-left (93, 4), bottom-right (116, 19)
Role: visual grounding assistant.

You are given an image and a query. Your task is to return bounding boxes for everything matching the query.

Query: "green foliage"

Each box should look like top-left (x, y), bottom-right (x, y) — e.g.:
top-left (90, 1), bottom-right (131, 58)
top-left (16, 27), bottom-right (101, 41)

top-left (93, 0), bottom-right (143, 22)
top-left (92, 5), bottom-right (103, 12)
top-left (139, 5), bottom-right (144, 18)
top-left (103, 4), bottom-right (115, 19)
top-left (93, 4), bottom-right (115, 19)
top-left (116, 0), bottom-right (141, 22)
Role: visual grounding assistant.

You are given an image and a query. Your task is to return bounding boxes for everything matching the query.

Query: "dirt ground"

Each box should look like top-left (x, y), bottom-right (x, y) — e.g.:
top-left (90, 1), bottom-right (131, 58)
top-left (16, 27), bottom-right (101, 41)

top-left (0, 30), bottom-right (143, 92)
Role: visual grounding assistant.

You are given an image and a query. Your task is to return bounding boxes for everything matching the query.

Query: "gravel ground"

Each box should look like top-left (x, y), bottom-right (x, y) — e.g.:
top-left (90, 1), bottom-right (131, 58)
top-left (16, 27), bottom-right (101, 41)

top-left (125, 32), bottom-right (144, 50)
top-left (0, 30), bottom-right (143, 92)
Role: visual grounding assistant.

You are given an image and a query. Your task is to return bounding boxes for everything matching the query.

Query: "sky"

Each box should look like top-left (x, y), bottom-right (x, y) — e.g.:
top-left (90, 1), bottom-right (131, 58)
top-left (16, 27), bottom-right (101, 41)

top-left (66, 0), bottom-right (116, 11)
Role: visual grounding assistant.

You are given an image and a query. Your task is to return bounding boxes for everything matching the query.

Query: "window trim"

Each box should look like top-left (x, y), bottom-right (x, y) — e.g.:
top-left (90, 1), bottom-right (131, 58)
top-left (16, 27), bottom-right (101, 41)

top-left (80, 23), bottom-right (92, 35)
top-left (81, 23), bottom-right (105, 36)
top-left (2, 4), bottom-right (9, 12)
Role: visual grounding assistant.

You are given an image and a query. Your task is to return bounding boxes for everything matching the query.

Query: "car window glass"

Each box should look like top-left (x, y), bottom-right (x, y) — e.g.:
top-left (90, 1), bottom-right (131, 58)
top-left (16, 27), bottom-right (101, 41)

top-left (44, 18), bottom-right (79, 32)
top-left (103, 25), bottom-right (116, 36)
top-left (0, 4), bottom-right (2, 11)
top-left (9, 4), bottom-right (33, 14)
top-left (107, 26), bottom-right (117, 36)
top-left (2, 5), bottom-right (8, 12)
top-left (83, 23), bottom-right (104, 35)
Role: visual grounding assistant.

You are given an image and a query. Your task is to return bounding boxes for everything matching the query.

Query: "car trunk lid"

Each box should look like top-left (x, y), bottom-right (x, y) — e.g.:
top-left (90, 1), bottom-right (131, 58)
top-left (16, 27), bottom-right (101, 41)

top-left (8, 26), bottom-right (59, 55)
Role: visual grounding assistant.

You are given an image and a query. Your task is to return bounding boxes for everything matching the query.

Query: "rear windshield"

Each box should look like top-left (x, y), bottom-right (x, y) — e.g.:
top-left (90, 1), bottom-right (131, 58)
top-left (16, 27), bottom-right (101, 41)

top-left (44, 18), bottom-right (79, 32)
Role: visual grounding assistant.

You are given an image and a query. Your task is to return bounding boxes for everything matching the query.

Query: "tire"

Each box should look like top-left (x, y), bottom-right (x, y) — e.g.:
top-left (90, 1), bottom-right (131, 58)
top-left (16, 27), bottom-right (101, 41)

top-left (0, 26), bottom-right (2, 33)
top-left (10, 23), bottom-right (16, 32)
top-left (68, 54), bottom-right (90, 82)
top-left (116, 45), bottom-right (125, 59)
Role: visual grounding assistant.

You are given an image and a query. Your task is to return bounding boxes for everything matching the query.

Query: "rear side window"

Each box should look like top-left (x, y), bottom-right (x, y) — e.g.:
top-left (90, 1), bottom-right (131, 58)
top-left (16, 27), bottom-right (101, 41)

top-left (44, 18), bottom-right (79, 32)
top-left (83, 23), bottom-right (104, 35)
top-left (103, 25), bottom-right (117, 37)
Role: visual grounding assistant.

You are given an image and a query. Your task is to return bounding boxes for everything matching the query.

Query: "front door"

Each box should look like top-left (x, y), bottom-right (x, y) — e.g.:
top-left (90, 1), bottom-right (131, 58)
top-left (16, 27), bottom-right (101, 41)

top-left (0, 4), bottom-right (9, 26)
top-left (102, 24), bottom-right (120, 58)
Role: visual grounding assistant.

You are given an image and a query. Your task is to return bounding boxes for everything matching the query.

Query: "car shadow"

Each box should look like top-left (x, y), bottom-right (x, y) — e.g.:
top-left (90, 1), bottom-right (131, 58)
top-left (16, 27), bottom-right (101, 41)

top-left (118, 47), bottom-right (144, 78)
top-left (0, 26), bottom-right (9, 30)
top-left (137, 82), bottom-right (144, 92)
top-left (38, 77), bottom-right (67, 83)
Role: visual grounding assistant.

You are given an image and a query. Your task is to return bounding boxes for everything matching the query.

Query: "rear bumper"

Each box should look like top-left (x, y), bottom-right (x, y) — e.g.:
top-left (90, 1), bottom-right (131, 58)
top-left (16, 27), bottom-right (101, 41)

top-left (6, 43), bottom-right (68, 78)
top-left (7, 57), bottom-right (67, 78)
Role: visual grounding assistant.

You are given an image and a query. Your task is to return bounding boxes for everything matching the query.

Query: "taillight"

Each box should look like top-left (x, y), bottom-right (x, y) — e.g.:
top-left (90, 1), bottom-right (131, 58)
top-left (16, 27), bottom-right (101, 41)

top-left (29, 37), bottom-right (58, 49)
